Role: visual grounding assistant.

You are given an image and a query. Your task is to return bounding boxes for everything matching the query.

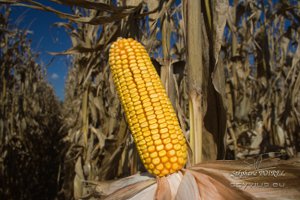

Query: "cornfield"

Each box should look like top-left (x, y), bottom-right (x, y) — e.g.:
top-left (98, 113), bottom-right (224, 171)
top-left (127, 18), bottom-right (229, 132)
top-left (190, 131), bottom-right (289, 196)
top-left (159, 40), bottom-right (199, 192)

top-left (0, 0), bottom-right (300, 199)
top-left (0, 6), bottom-right (62, 199)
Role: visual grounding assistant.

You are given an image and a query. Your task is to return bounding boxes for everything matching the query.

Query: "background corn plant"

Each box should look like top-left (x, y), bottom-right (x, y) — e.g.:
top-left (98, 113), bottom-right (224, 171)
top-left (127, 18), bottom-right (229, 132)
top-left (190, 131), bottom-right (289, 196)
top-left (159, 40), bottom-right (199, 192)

top-left (0, 0), bottom-right (299, 199)
top-left (223, 0), bottom-right (300, 159)
top-left (0, 6), bottom-right (62, 200)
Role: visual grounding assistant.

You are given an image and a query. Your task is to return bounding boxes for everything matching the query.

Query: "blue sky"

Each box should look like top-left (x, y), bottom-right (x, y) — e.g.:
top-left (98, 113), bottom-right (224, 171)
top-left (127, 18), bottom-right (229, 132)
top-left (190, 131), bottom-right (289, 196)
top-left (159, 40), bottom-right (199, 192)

top-left (9, 2), bottom-right (72, 101)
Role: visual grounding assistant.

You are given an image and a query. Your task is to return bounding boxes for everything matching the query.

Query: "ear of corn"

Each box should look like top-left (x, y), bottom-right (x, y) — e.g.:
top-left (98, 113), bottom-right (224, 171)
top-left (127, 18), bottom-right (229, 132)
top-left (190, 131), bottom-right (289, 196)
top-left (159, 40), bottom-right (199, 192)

top-left (109, 38), bottom-right (187, 177)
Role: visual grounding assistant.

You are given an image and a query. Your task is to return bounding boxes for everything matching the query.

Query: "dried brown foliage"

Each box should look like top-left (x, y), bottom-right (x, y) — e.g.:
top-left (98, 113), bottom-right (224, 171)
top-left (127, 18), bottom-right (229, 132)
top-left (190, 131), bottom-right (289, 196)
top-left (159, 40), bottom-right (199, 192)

top-left (224, 0), bottom-right (300, 159)
top-left (0, 6), bottom-right (62, 200)
top-left (0, 0), bottom-right (299, 199)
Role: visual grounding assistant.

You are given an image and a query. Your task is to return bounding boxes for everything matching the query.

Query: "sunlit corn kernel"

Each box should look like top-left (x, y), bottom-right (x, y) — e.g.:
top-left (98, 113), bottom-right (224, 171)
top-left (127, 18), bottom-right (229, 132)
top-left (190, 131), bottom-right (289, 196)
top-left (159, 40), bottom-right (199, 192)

top-left (154, 139), bottom-right (162, 145)
top-left (167, 123), bottom-right (175, 129)
top-left (133, 128), bottom-right (141, 136)
top-left (149, 119), bottom-right (157, 125)
top-left (140, 143), bottom-right (147, 150)
top-left (157, 118), bottom-right (166, 123)
top-left (127, 50), bottom-right (135, 55)
top-left (159, 123), bottom-right (168, 129)
top-left (153, 169), bottom-right (160, 175)
top-left (129, 59), bottom-right (137, 64)
top-left (135, 79), bottom-right (144, 85)
top-left (140, 121), bottom-right (148, 128)
top-left (161, 169), bottom-right (169, 176)
top-left (146, 86), bottom-right (155, 91)
top-left (148, 146), bottom-right (155, 153)
top-left (145, 106), bottom-right (153, 112)
top-left (146, 110), bottom-right (155, 116)
top-left (178, 157), bottom-right (185, 165)
top-left (140, 90), bottom-right (148, 96)
top-left (176, 151), bottom-right (182, 157)
top-left (157, 114), bottom-right (164, 119)
top-left (160, 128), bottom-right (168, 134)
top-left (141, 70), bottom-right (148, 74)
top-left (147, 114), bottom-right (156, 120)
top-left (167, 149), bottom-right (176, 157)
top-left (123, 93), bottom-right (130, 99)
top-left (172, 139), bottom-right (179, 144)
top-left (116, 60), bottom-right (122, 65)
top-left (165, 162), bottom-right (171, 169)
top-left (150, 93), bottom-right (158, 98)
top-left (151, 97), bottom-right (160, 103)
top-left (161, 156), bottom-right (168, 163)
top-left (150, 152), bottom-right (158, 159)
top-left (132, 96), bottom-right (140, 102)
top-left (136, 54), bottom-right (142, 58)
top-left (119, 76), bottom-right (126, 83)
top-left (143, 101), bottom-right (152, 108)
top-left (177, 134), bottom-right (184, 140)
top-left (170, 133), bottom-right (177, 139)
top-left (128, 84), bottom-right (136, 90)
top-left (149, 163), bottom-right (155, 169)
top-left (132, 123), bottom-right (139, 130)
top-left (136, 135), bottom-right (143, 141)
top-left (152, 102), bottom-right (160, 107)
top-left (138, 138), bottom-right (146, 146)
top-left (158, 150), bottom-right (167, 157)
top-left (182, 146), bottom-right (187, 153)
top-left (144, 78), bottom-right (152, 83)
top-left (152, 158), bottom-right (160, 166)
top-left (174, 144), bottom-right (181, 151)
top-left (147, 140), bottom-right (154, 146)
top-left (169, 129), bottom-right (175, 134)
top-left (135, 76), bottom-right (143, 81)
top-left (138, 60), bottom-right (146, 65)
top-left (155, 144), bottom-right (163, 151)
top-left (170, 156), bottom-right (178, 163)
top-left (138, 62), bottom-right (146, 67)
top-left (145, 157), bottom-right (151, 164)
top-left (142, 148), bottom-right (148, 155)
top-left (139, 117), bottom-right (147, 124)
top-left (156, 163), bottom-right (164, 171)
top-left (131, 118), bottom-right (138, 125)
top-left (152, 134), bottom-right (160, 141)
top-left (143, 131), bottom-right (151, 137)
top-left (123, 68), bottom-right (130, 74)
top-left (151, 129), bottom-right (159, 135)
top-left (128, 55), bottom-right (135, 60)
top-left (165, 143), bottom-right (173, 151)
top-left (154, 106), bottom-right (162, 111)
top-left (172, 163), bottom-right (179, 171)
top-left (140, 95), bottom-right (149, 101)
top-left (136, 109), bottom-right (144, 115)
top-left (119, 47), bottom-right (126, 53)
top-left (124, 98), bottom-right (132, 105)
top-left (135, 104), bottom-right (142, 110)
top-left (121, 54), bottom-right (127, 60)
top-left (179, 139), bottom-right (186, 145)
top-left (145, 136), bottom-right (152, 142)
top-left (138, 87), bottom-right (147, 94)
top-left (149, 123), bottom-right (158, 130)
top-left (148, 90), bottom-right (156, 95)
top-left (155, 110), bottom-right (163, 115)
top-left (145, 82), bottom-right (153, 86)
top-left (142, 73), bottom-right (151, 78)
top-left (162, 138), bottom-right (171, 145)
